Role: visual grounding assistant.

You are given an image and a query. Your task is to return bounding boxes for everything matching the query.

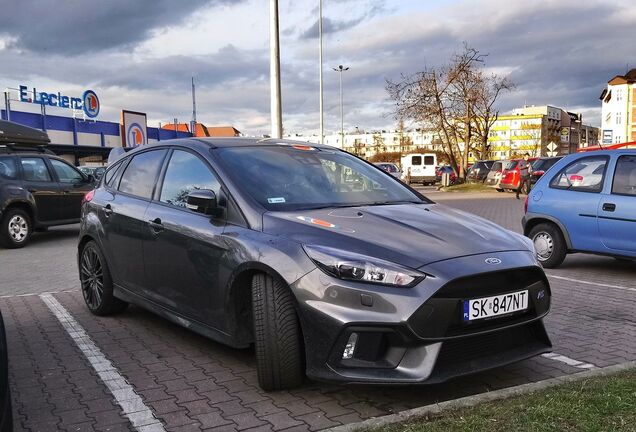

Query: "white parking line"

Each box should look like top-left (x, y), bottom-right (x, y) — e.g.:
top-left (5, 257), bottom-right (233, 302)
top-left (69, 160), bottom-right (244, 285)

top-left (0, 289), bottom-right (79, 299)
top-left (547, 274), bottom-right (636, 293)
top-left (40, 293), bottom-right (166, 432)
top-left (542, 352), bottom-right (596, 369)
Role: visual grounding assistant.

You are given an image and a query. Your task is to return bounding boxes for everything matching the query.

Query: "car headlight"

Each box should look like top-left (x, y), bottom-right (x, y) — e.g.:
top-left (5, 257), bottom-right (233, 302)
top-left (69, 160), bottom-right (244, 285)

top-left (303, 245), bottom-right (425, 287)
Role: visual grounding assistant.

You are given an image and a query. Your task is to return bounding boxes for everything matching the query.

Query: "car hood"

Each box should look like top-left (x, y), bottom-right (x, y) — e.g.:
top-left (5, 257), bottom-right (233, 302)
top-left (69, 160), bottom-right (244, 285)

top-left (262, 203), bottom-right (531, 269)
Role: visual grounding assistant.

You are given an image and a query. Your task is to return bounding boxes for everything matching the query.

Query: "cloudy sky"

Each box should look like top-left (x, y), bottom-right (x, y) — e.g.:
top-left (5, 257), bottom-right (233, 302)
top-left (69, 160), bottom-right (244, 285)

top-left (0, 0), bottom-right (633, 136)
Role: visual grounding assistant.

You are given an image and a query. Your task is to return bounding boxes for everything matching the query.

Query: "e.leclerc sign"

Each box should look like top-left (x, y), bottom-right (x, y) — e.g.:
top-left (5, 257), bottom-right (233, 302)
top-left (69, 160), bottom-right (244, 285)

top-left (18, 85), bottom-right (100, 119)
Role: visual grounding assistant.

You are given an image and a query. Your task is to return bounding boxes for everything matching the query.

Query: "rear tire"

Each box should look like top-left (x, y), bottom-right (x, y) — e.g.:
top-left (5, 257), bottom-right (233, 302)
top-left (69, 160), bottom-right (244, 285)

top-left (496, 188), bottom-right (504, 192)
top-left (251, 273), bottom-right (304, 391)
top-left (0, 208), bottom-right (32, 249)
top-left (79, 241), bottom-right (128, 316)
top-left (529, 223), bottom-right (567, 269)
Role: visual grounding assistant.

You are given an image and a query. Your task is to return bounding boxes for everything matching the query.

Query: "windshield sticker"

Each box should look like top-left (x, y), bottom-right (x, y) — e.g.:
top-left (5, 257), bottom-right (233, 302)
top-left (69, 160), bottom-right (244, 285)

top-left (267, 197), bottom-right (286, 204)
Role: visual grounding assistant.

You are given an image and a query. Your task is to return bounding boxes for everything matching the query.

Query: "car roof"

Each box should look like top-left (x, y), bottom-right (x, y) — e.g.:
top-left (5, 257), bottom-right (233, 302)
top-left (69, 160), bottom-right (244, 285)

top-left (575, 149), bottom-right (636, 156)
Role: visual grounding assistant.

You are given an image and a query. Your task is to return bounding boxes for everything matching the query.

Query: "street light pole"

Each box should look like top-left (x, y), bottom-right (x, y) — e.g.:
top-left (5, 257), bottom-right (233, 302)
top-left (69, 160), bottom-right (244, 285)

top-left (318, 0), bottom-right (324, 143)
top-left (333, 65), bottom-right (349, 148)
top-left (270, 0), bottom-right (283, 139)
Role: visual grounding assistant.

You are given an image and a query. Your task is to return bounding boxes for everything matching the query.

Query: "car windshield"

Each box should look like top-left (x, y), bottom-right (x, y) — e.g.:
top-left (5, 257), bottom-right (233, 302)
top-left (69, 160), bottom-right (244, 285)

top-left (216, 146), bottom-right (425, 211)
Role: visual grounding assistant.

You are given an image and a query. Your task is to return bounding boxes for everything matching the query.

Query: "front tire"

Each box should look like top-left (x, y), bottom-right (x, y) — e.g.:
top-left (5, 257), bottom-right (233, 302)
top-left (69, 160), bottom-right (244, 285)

top-left (529, 223), bottom-right (567, 269)
top-left (251, 273), bottom-right (304, 391)
top-left (0, 208), bottom-right (32, 249)
top-left (79, 241), bottom-right (128, 316)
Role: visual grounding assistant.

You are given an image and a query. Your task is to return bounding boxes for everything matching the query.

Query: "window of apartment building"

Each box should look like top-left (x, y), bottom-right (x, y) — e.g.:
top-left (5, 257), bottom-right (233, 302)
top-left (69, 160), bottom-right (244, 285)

top-left (616, 88), bottom-right (623, 102)
top-left (616, 111), bottom-right (622, 125)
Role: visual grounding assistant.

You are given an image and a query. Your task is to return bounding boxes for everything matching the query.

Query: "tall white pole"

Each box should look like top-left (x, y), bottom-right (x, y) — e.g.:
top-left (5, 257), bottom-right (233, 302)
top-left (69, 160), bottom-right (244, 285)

top-left (339, 69), bottom-right (343, 143)
top-left (270, 0), bottom-right (283, 139)
top-left (319, 0), bottom-right (324, 143)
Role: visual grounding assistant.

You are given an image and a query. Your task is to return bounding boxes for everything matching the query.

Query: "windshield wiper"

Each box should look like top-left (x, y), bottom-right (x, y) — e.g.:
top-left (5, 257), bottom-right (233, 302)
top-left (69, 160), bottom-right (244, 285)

top-left (365, 200), bottom-right (424, 206)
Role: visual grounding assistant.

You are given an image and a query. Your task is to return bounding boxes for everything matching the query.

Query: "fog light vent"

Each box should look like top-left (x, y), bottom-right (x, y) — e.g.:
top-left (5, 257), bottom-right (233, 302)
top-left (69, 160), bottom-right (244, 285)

top-left (342, 333), bottom-right (358, 359)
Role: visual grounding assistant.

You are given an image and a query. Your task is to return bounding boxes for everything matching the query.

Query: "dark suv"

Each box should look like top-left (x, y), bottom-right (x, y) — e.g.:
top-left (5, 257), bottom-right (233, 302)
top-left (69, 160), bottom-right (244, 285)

top-left (0, 122), bottom-right (97, 248)
top-left (79, 138), bottom-right (551, 391)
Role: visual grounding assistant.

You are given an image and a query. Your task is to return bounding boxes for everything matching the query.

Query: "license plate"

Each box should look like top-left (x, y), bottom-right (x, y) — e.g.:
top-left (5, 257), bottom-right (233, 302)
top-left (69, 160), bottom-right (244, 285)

top-left (463, 290), bottom-right (528, 321)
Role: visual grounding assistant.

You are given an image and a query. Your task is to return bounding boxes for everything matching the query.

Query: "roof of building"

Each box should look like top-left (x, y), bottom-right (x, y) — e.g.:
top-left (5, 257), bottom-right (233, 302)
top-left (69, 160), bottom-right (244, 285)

top-left (607, 68), bottom-right (636, 85)
top-left (161, 123), bottom-right (241, 138)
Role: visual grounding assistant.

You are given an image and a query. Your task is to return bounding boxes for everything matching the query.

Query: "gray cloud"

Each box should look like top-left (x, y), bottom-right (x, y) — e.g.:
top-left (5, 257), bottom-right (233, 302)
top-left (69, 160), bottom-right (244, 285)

top-left (0, 0), bottom-right (244, 55)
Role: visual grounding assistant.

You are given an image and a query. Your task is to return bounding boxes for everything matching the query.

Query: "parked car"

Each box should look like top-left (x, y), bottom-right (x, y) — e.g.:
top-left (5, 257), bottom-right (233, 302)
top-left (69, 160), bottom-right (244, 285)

top-left (500, 158), bottom-right (538, 193)
top-left (485, 160), bottom-right (508, 191)
top-left (530, 156), bottom-right (563, 187)
top-left (0, 121), bottom-right (95, 248)
top-left (435, 165), bottom-right (457, 184)
top-left (467, 160), bottom-right (495, 183)
top-left (79, 138), bottom-right (552, 391)
top-left (373, 162), bottom-right (402, 180)
top-left (401, 153), bottom-right (437, 185)
top-left (78, 166), bottom-right (107, 180)
top-left (523, 150), bottom-right (636, 268)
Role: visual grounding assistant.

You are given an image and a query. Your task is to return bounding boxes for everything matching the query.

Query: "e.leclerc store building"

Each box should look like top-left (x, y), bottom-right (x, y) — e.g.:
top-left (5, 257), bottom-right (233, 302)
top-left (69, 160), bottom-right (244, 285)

top-left (1, 85), bottom-right (192, 165)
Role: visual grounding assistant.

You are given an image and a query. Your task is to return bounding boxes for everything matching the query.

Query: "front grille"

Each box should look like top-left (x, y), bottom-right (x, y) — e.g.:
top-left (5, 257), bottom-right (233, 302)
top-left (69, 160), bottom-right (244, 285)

top-left (433, 267), bottom-right (545, 299)
top-left (430, 320), bottom-right (551, 381)
top-left (408, 267), bottom-right (550, 339)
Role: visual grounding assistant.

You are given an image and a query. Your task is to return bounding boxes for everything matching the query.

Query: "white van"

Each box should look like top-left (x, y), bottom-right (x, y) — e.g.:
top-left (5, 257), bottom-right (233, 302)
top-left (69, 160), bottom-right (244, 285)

top-left (401, 153), bottom-right (437, 185)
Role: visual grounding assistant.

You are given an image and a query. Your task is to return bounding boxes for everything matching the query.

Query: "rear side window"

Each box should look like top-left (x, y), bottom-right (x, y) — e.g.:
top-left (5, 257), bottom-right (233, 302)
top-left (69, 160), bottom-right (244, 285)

top-left (424, 156), bottom-right (435, 165)
top-left (550, 156), bottom-right (608, 193)
top-left (0, 157), bottom-right (18, 180)
top-left (50, 159), bottom-right (84, 183)
top-left (118, 150), bottom-right (168, 199)
top-left (611, 155), bottom-right (636, 196)
top-left (159, 150), bottom-right (220, 208)
top-left (411, 156), bottom-right (422, 165)
top-left (20, 157), bottom-right (52, 182)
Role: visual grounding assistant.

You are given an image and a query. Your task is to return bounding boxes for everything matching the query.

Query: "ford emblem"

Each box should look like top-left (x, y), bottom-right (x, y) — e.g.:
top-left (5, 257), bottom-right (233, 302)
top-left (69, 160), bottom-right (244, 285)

top-left (485, 257), bottom-right (502, 265)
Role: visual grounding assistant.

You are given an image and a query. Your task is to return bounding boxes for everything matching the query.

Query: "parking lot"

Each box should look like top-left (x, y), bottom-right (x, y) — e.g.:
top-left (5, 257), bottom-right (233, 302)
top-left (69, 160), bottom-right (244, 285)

top-left (1, 190), bottom-right (634, 432)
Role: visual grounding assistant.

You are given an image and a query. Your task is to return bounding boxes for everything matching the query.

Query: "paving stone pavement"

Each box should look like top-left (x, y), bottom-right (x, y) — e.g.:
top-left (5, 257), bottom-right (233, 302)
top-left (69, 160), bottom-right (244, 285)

top-left (0, 191), bottom-right (634, 431)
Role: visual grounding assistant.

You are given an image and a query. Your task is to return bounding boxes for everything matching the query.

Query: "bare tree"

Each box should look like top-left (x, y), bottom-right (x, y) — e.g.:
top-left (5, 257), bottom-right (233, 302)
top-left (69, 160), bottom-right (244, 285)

top-left (387, 44), bottom-right (514, 178)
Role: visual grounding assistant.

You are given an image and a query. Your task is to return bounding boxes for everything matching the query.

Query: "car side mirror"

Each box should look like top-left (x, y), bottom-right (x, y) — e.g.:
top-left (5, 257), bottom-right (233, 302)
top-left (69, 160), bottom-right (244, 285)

top-left (186, 189), bottom-right (218, 216)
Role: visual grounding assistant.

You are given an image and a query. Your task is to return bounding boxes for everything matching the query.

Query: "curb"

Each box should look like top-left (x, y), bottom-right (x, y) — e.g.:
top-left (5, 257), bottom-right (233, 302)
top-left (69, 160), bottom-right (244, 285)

top-left (323, 360), bottom-right (636, 432)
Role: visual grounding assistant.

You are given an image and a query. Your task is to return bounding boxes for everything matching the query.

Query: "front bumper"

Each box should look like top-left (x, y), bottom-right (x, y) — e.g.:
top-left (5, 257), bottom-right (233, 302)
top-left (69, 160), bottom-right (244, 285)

top-left (293, 250), bottom-right (552, 384)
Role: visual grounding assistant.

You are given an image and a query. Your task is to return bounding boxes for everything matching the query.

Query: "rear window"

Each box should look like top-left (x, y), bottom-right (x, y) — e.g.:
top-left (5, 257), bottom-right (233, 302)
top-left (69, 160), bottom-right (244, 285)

top-left (550, 156), bottom-right (608, 193)
top-left (424, 156), bottom-right (435, 166)
top-left (491, 162), bottom-right (503, 171)
top-left (505, 161), bottom-right (518, 170)
top-left (411, 156), bottom-right (422, 165)
top-left (0, 156), bottom-right (18, 180)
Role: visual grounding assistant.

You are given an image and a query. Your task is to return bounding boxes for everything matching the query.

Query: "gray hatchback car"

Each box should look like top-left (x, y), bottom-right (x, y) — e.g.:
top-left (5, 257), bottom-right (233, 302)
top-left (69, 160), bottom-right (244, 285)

top-left (79, 138), bottom-right (552, 390)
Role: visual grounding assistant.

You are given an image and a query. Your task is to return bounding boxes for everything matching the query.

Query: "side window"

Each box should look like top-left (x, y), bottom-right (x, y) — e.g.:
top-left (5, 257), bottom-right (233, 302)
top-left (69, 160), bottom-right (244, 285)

top-left (424, 156), bottom-right (435, 165)
top-left (118, 150), bottom-right (167, 199)
top-left (550, 156), bottom-right (608, 193)
top-left (104, 160), bottom-right (126, 188)
top-left (20, 157), bottom-right (52, 182)
top-left (411, 156), bottom-right (422, 165)
top-left (0, 157), bottom-right (18, 180)
top-left (160, 150), bottom-right (221, 208)
top-left (611, 155), bottom-right (636, 196)
top-left (50, 159), bottom-right (84, 183)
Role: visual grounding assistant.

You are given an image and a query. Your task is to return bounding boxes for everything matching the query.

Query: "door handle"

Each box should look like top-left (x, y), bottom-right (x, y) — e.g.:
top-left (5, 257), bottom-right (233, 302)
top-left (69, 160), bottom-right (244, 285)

top-left (103, 204), bottom-right (113, 217)
top-left (602, 203), bottom-right (616, 212)
top-left (148, 218), bottom-right (164, 233)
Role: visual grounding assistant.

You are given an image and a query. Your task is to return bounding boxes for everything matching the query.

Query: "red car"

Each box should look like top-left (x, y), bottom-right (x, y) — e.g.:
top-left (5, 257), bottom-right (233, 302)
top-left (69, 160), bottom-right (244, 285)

top-left (500, 158), bottom-right (537, 192)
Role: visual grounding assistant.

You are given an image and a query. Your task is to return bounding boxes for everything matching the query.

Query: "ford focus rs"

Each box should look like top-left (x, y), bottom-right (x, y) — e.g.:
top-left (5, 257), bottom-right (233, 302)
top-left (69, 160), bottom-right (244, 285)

top-left (78, 138), bottom-right (552, 391)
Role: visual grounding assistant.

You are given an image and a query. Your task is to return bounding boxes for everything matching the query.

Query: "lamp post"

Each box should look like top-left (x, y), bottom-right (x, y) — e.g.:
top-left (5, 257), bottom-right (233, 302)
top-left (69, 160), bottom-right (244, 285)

top-left (270, 0), bottom-right (283, 139)
top-left (333, 65), bottom-right (349, 148)
top-left (318, 0), bottom-right (324, 143)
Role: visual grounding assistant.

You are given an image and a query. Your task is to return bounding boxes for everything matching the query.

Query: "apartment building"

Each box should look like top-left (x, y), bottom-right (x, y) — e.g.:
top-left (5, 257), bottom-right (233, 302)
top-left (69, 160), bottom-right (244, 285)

top-left (600, 68), bottom-right (636, 144)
